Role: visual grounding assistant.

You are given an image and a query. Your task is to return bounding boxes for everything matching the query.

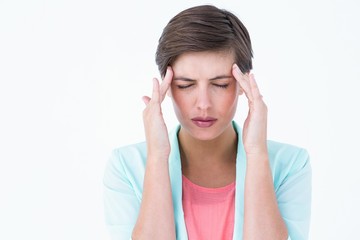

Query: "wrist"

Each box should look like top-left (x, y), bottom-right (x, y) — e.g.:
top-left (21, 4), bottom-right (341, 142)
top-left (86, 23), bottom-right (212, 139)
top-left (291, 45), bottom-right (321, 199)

top-left (147, 152), bottom-right (170, 163)
top-left (245, 151), bottom-right (268, 162)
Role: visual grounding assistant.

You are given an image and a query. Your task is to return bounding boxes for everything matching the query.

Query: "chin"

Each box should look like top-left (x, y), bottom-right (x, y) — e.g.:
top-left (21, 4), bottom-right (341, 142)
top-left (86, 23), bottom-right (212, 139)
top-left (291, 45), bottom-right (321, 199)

top-left (190, 132), bottom-right (218, 141)
top-left (180, 123), bottom-right (226, 142)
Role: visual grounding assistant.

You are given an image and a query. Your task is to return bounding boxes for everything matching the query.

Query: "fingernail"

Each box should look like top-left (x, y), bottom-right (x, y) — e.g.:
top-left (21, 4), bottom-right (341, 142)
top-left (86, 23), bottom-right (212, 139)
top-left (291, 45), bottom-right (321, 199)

top-left (163, 66), bottom-right (171, 79)
top-left (233, 64), bottom-right (242, 73)
top-left (250, 74), bottom-right (257, 84)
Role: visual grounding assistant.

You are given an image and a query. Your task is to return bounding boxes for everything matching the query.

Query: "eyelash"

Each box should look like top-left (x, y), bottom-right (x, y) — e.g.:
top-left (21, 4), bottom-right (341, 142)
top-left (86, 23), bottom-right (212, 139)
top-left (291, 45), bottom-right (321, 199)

top-left (177, 84), bottom-right (229, 89)
top-left (214, 84), bottom-right (229, 89)
top-left (177, 84), bottom-right (193, 89)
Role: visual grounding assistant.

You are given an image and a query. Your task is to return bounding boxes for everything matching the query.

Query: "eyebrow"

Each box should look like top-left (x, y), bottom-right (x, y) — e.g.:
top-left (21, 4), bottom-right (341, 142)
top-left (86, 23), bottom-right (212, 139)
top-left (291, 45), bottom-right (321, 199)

top-left (209, 75), bottom-right (233, 81)
top-left (173, 77), bottom-right (195, 82)
top-left (173, 75), bottom-right (232, 81)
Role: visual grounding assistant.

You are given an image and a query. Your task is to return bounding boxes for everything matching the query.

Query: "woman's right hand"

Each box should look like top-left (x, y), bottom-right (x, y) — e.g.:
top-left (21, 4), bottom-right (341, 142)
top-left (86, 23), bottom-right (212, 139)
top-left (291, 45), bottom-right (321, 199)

top-left (142, 67), bottom-right (174, 159)
top-left (133, 67), bottom-right (176, 240)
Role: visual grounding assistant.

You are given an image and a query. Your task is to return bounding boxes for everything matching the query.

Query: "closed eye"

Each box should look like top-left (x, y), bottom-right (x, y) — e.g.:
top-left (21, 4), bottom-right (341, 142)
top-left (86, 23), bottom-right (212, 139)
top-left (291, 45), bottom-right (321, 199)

top-left (177, 84), bottom-right (194, 89)
top-left (213, 83), bottom-right (229, 89)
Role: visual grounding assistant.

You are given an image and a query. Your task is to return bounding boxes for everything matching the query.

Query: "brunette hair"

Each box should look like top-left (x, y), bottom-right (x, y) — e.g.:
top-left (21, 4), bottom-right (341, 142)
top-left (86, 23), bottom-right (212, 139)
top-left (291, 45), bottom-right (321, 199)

top-left (155, 5), bottom-right (253, 77)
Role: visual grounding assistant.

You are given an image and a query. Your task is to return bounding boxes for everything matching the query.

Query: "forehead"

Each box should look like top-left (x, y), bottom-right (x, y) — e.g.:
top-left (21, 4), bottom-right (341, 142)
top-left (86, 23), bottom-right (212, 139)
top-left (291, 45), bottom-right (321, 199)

top-left (172, 51), bottom-right (235, 77)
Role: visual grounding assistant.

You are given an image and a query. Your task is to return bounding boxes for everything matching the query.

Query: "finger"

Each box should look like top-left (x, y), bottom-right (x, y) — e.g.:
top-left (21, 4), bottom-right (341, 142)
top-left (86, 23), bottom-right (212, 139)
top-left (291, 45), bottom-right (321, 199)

top-left (248, 73), bottom-right (263, 100)
top-left (142, 96), bottom-right (151, 105)
top-left (151, 78), bottom-right (160, 103)
top-left (159, 66), bottom-right (173, 102)
top-left (248, 74), bottom-right (268, 117)
top-left (232, 64), bottom-right (253, 101)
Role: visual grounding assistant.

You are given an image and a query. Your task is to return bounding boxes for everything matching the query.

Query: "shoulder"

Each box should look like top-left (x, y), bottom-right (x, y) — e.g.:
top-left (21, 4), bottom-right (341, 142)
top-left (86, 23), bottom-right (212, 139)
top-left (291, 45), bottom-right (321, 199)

top-left (233, 120), bottom-right (310, 174)
top-left (111, 141), bottom-right (147, 164)
top-left (266, 140), bottom-right (311, 189)
top-left (104, 141), bottom-right (147, 186)
top-left (110, 141), bottom-right (147, 169)
top-left (267, 140), bottom-right (310, 172)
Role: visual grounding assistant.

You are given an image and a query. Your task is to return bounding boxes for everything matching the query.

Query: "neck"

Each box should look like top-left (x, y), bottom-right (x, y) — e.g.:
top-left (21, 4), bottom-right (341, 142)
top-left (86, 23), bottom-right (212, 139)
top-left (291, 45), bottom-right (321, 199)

top-left (178, 123), bottom-right (238, 172)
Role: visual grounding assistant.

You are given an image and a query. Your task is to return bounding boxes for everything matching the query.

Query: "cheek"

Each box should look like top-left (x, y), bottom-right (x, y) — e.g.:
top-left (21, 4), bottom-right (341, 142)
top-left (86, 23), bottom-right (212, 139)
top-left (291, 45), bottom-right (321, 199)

top-left (171, 90), bottom-right (189, 111)
top-left (220, 96), bottom-right (238, 112)
top-left (214, 87), bottom-right (238, 105)
top-left (218, 92), bottom-right (239, 119)
top-left (216, 92), bottom-right (239, 119)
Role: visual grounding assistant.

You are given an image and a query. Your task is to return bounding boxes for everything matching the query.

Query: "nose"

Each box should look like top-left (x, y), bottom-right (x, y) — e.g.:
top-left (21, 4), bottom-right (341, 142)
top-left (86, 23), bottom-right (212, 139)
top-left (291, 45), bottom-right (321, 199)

top-left (195, 86), bottom-right (211, 110)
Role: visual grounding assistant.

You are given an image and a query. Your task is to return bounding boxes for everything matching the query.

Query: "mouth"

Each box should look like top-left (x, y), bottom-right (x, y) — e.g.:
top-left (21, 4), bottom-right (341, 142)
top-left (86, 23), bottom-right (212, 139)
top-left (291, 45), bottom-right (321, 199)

top-left (191, 117), bottom-right (217, 128)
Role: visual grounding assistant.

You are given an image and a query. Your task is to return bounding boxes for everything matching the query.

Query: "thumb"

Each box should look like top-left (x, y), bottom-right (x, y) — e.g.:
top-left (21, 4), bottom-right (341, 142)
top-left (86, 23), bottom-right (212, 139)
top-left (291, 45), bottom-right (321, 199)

top-left (142, 96), bottom-right (151, 105)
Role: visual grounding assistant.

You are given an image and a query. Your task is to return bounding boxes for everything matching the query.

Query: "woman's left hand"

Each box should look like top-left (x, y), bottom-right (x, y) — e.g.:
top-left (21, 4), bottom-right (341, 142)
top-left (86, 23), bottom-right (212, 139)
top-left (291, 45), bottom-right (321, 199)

top-left (232, 64), bottom-right (268, 156)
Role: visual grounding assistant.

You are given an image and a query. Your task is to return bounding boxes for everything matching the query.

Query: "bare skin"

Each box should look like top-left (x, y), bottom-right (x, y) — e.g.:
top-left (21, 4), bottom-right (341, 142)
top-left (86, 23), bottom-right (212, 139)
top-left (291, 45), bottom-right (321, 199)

top-left (132, 67), bottom-right (176, 240)
top-left (179, 124), bottom-right (237, 188)
top-left (171, 51), bottom-right (240, 188)
top-left (132, 51), bottom-right (288, 239)
top-left (232, 64), bottom-right (288, 240)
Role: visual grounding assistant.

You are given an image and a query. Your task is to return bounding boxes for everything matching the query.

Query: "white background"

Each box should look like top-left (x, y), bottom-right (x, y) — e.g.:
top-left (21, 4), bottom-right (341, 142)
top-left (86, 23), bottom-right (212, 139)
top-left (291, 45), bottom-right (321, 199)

top-left (0, 0), bottom-right (359, 239)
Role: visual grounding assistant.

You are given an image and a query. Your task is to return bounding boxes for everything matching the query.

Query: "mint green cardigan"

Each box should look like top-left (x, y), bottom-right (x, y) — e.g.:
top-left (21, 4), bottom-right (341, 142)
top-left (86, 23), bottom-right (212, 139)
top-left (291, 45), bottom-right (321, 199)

top-left (103, 121), bottom-right (311, 240)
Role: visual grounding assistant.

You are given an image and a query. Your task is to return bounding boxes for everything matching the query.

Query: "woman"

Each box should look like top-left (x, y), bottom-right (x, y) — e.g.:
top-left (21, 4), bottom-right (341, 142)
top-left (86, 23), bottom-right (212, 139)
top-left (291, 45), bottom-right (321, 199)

top-left (103, 5), bottom-right (311, 240)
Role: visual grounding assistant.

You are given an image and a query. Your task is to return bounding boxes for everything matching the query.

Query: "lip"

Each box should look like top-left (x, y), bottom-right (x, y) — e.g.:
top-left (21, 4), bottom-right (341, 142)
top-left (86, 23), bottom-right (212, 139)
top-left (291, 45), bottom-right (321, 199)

top-left (191, 117), bottom-right (217, 128)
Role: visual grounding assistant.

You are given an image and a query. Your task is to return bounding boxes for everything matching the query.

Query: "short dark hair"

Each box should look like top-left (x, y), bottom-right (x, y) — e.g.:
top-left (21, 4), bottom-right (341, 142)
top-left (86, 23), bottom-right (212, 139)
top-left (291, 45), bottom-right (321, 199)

top-left (155, 5), bottom-right (253, 77)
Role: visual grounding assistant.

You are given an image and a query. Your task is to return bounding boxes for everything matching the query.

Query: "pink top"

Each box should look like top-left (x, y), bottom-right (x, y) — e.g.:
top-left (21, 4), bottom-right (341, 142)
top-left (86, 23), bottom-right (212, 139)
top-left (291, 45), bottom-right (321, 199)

top-left (182, 175), bottom-right (235, 240)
